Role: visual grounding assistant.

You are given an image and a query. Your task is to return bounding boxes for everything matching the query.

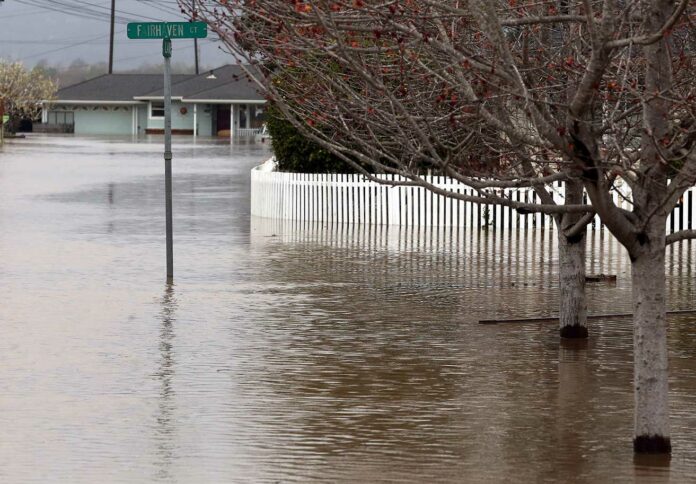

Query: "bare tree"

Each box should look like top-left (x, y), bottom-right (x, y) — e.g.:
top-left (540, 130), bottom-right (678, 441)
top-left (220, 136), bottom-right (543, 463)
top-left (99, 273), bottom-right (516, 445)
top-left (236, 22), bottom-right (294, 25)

top-left (194, 0), bottom-right (696, 453)
top-left (0, 61), bottom-right (57, 129)
top-left (200, 0), bottom-right (597, 338)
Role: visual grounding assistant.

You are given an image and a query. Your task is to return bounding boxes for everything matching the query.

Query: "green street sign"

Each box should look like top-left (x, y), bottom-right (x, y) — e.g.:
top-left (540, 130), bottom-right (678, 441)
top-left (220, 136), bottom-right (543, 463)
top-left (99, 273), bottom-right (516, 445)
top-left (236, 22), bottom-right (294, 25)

top-left (127, 22), bottom-right (207, 40)
top-left (2, 115), bottom-right (8, 124)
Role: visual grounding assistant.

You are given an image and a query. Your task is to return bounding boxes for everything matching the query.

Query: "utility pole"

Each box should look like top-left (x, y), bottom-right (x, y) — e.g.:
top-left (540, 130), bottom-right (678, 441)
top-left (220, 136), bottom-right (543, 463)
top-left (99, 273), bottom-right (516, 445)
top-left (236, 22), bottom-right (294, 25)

top-left (0, 101), bottom-right (4, 146)
top-left (108, 0), bottom-right (115, 73)
top-left (193, 0), bottom-right (199, 75)
top-left (194, 38), bottom-right (199, 75)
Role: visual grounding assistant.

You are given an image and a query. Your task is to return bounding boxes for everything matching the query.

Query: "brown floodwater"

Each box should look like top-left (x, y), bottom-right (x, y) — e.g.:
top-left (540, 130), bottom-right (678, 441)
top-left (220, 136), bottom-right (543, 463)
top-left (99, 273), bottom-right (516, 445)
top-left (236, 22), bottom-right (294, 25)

top-left (1, 135), bottom-right (696, 483)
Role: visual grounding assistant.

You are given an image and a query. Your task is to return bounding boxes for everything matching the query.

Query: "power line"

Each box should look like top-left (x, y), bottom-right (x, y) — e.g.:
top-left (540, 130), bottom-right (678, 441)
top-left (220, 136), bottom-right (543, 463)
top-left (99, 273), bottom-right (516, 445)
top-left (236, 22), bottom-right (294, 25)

top-left (0, 40), bottom-right (183, 44)
top-left (134, 0), bottom-right (182, 17)
top-left (66, 0), bottom-right (163, 22)
top-left (14, 0), bottom-right (132, 23)
top-left (39, 0), bottom-right (143, 22)
top-left (20, 29), bottom-right (124, 60)
top-left (0, 38), bottom-right (149, 44)
top-left (14, 0), bottom-right (166, 24)
top-left (3, 1), bottom-right (220, 67)
top-left (13, 0), bottom-right (196, 24)
top-left (3, 34), bottom-right (218, 66)
top-left (0, 7), bottom-right (48, 17)
top-left (115, 37), bottom-right (217, 62)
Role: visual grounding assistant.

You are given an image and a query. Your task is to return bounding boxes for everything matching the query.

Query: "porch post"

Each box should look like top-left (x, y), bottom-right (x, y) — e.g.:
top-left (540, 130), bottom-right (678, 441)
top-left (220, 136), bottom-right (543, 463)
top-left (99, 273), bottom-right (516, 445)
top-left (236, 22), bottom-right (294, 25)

top-left (193, 103), bottom-right (198, 137)
top-left (230, 103), bottom-right (234, 139)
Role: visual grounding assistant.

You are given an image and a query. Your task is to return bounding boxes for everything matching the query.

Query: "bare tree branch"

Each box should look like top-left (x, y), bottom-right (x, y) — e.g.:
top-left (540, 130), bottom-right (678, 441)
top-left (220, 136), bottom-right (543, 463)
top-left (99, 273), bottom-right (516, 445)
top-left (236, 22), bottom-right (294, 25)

top-left (666, 230), bottom-right (696, 245)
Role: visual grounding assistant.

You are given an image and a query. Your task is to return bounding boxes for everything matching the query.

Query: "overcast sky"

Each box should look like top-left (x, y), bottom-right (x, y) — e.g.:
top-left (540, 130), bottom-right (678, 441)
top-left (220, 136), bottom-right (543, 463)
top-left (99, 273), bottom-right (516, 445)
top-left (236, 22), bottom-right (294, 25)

top-left (0, 0), bottom-right (231, 70)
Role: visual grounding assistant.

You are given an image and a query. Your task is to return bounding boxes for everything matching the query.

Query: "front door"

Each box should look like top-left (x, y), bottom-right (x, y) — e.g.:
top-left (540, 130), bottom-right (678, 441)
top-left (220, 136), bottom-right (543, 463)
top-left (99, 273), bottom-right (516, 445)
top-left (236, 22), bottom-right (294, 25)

top-left (216, 105), bottom-right (230, 134)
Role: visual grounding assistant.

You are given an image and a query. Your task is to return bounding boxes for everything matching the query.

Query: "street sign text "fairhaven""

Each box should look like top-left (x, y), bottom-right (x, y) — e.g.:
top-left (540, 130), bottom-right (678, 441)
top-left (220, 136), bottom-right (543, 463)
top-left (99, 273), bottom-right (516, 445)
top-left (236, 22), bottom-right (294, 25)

top-left (127, 22), bottom-right (207, 40)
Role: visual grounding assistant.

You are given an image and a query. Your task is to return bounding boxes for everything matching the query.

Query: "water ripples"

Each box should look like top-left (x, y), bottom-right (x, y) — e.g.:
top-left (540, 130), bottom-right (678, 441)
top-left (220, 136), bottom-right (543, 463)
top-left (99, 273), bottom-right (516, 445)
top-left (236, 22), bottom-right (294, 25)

top-left (1, 136), bottom-right (696, 482)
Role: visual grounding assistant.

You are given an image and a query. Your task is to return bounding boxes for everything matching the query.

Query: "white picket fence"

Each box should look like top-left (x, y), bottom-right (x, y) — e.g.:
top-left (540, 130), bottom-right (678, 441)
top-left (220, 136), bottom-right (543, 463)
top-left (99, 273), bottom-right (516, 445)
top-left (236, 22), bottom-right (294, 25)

top-left (236, 128), bottom-right (263, 137)
top-left (250, 159), bottom-right (696, 234)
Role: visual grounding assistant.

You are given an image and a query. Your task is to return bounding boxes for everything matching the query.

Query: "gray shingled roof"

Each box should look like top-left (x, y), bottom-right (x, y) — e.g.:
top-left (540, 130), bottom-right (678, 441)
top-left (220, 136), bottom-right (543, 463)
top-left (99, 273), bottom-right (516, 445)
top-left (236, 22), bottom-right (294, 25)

top-left (56, 74), bottom-right (194, 102)
top-left (139, 65), bottom-right (264, 101)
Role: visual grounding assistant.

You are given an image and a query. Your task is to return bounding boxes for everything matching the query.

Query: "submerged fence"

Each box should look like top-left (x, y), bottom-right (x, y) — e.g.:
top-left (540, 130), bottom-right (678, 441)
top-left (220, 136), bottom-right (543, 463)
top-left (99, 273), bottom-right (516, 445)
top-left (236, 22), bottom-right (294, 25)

top-left (250, 159), bottom-right (696, 234)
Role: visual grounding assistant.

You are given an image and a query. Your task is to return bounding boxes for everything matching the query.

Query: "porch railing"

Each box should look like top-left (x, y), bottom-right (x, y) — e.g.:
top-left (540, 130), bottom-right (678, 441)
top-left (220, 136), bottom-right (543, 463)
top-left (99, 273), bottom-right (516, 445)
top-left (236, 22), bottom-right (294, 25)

top-left (235, 127), bottom-right (262, 137)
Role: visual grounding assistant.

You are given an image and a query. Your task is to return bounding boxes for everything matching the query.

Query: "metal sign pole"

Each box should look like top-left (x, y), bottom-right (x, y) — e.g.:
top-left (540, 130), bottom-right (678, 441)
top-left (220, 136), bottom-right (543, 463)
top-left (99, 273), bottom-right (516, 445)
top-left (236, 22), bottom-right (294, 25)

top-left (127, 22), bottom-right (207, 280)
top-left (163, 38), bottom-right (173, 280)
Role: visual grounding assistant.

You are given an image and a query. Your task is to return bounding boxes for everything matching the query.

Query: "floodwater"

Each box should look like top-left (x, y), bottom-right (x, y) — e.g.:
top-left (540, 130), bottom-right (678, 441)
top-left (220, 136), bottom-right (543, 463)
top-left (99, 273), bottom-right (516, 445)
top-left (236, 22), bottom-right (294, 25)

top-left (1, 136), bottom-right (696, 483)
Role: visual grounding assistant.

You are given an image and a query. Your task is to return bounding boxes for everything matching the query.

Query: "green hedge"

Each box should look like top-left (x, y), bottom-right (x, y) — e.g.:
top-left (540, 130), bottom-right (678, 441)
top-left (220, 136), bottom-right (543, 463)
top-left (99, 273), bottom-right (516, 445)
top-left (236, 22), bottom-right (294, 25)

top-left (266, 104), bottom-right (357, 173)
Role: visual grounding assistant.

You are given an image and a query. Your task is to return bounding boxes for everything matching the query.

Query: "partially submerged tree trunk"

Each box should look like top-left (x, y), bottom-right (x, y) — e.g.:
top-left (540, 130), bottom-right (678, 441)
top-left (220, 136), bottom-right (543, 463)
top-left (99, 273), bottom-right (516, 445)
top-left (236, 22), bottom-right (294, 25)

top-left (557, 181), bottom-right (588, 338)
top-left (557, 228), bottom-right (587, 338)
top-left (631, 223), bottom-right (671, 453)
top-left (628, 1), bottom-right (672, 453)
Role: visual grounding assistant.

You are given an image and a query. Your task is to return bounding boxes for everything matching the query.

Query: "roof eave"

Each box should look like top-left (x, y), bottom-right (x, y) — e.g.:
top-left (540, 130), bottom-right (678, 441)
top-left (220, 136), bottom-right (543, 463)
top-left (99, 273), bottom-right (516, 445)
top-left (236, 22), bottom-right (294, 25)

top-left (133, 96), bottom-right (185, 101)
top-left (48, 100), bottom-right (144, 105)
top-left (181, 99), bottom-right (266, 104)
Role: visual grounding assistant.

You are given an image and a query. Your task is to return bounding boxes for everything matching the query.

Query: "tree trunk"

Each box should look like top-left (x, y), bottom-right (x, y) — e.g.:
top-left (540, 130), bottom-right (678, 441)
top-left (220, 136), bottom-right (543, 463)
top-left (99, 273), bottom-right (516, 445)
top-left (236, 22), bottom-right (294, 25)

top-left (557, 179), bottom-right (588, 339)
top-left (558, 230), bottom-right (588, 338)
top-left (631, 242), bottom-right (671, 453)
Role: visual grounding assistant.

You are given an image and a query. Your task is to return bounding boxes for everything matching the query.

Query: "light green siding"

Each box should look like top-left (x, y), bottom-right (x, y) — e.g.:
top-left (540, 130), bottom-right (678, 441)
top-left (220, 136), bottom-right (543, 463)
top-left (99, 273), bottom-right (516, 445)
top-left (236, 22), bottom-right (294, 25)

top-left (145, 101), bottom-right (195, 131)
top-left (136, 105), bottom-right (148, 135)
top-left (48, 102), bottom-right (237, 136)
top-left (196, 104), bottom-right (213, 136)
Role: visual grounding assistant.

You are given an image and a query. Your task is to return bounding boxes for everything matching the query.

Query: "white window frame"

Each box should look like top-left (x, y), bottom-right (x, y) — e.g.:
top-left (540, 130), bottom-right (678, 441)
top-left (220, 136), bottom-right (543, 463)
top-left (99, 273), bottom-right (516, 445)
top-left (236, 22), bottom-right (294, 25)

top-left (149, 101), bottom-right (165, 119)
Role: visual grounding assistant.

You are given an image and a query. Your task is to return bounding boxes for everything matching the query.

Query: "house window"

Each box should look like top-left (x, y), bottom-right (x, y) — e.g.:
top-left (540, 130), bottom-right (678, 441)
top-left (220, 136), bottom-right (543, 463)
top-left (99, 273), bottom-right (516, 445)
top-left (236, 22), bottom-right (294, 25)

top-left (47, 110), bottom-right (74, 126)
top-left (150, 101), bottom-right (164, 118)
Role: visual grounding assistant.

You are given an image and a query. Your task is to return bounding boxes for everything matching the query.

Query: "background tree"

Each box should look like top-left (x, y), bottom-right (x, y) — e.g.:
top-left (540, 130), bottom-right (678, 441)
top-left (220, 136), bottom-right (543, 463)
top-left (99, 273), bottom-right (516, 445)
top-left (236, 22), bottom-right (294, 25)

top-left (194, 0), bottom-right (696, 453)
top-left (29, 58), bottom-right (203, 91)
top-left (0, 60), bottom-right (57, 131)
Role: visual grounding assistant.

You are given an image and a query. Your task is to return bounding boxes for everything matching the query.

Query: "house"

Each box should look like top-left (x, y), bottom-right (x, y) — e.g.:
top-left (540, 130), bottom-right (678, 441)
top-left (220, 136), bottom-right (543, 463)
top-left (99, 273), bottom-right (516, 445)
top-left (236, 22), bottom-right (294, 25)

top-left (41, 65), bottom-right (266, 137)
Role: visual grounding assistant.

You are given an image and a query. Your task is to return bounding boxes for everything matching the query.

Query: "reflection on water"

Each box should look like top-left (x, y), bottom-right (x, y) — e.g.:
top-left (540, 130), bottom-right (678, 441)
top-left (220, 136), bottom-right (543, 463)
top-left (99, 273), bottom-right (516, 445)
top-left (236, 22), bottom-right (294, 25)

top-left (155, 282), bottom-right (177, 482)
top-left (1, 135), bottom-right (696, 482)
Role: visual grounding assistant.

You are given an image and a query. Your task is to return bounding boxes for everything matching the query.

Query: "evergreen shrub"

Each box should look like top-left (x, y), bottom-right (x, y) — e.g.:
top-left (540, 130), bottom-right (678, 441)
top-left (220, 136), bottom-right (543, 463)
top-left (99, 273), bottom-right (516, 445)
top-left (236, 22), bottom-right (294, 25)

top-left (266, 103), bottom-right (357, 173)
